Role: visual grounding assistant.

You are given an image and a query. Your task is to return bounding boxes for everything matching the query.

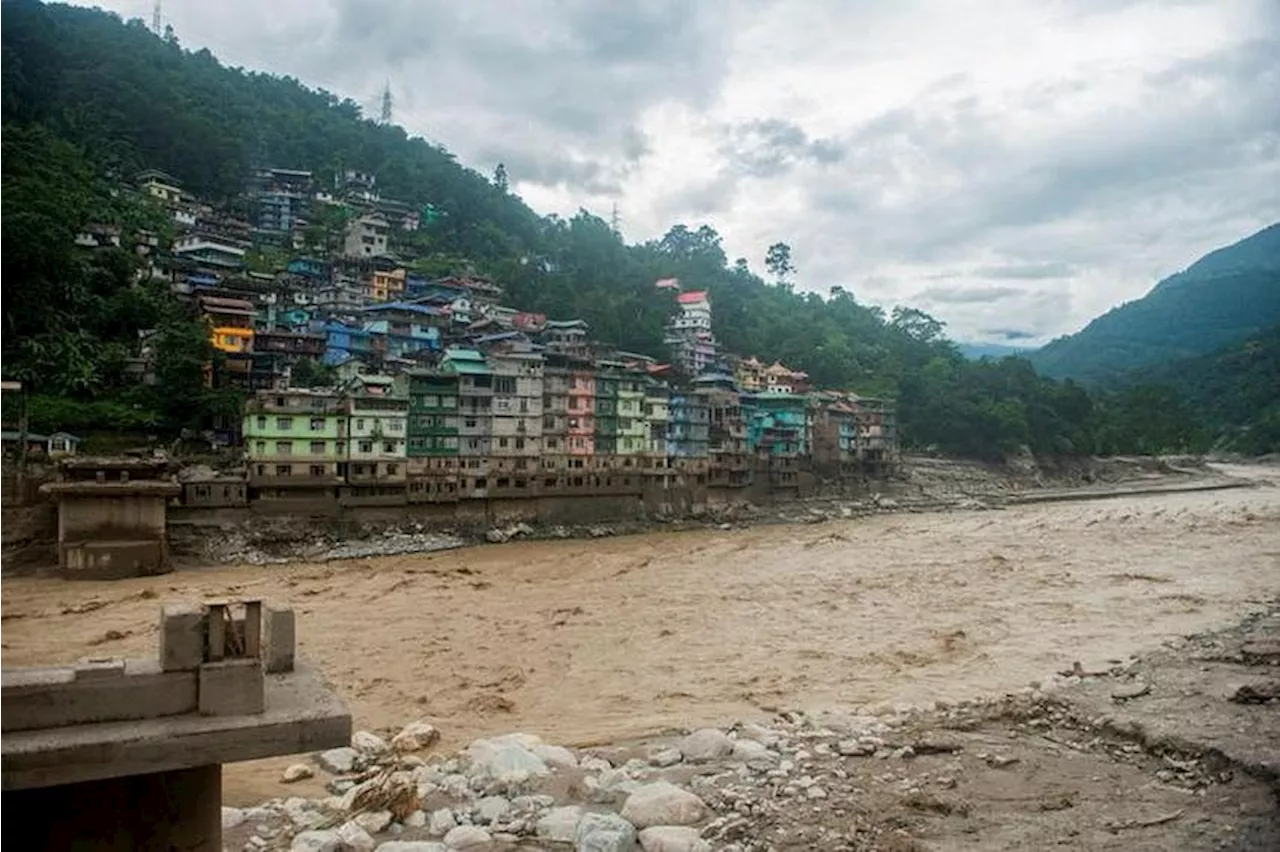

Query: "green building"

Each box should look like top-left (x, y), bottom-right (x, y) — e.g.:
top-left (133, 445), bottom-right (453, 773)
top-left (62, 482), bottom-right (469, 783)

top-left (407, 371), bottom-right (460, 458)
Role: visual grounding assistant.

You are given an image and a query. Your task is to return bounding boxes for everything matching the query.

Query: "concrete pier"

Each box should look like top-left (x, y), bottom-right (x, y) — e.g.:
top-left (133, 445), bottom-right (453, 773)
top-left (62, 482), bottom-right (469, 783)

top-left (1, 600), bottom-right (351, 851)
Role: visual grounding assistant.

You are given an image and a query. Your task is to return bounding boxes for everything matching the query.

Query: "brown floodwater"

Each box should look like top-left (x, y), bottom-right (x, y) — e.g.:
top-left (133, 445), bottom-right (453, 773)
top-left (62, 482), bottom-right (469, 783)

top-left (3, 464), bottom-right (1277, 804)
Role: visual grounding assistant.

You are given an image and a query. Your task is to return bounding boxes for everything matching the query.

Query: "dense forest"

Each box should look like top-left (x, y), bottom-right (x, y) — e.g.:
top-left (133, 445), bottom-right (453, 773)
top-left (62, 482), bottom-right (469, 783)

top-left (2, 0), bottom-right (1276, 458)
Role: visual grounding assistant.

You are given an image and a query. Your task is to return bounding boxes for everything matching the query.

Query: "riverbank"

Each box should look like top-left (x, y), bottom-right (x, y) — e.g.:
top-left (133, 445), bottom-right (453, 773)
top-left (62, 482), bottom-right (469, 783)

top-left (221, 604), bottom-right (1280, 851)
top-left (164, 454), bottom-right (1251, 567)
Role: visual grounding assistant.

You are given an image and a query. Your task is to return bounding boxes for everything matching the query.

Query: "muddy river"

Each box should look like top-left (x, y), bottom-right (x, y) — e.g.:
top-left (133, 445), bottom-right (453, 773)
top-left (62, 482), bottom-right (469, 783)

top-left (4, 464), bottom-right (1277, 804)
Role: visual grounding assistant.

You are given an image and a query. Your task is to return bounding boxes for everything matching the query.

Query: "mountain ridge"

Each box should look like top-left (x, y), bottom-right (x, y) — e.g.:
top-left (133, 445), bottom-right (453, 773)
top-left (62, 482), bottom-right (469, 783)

top-left (1028, 223), bottom-right (1280, 383)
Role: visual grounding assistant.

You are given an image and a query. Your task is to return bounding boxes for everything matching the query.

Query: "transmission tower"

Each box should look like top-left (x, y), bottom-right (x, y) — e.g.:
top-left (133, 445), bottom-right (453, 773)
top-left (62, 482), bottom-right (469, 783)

top-left (610, 201), bottom-right (622, 235)
top-left (379, 81), bottom-right (393, 125)
top-left (152, 0), bottom-right (162, 33)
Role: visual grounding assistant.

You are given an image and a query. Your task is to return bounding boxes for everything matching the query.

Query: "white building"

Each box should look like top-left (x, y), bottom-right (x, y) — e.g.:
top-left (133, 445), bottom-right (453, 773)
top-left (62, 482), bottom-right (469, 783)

top-left (343, 212), bottom-right (391, 258)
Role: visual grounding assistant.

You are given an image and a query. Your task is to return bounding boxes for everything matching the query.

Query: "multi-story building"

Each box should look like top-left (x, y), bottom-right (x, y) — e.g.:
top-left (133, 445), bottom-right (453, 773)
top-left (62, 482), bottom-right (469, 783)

top-left (743, 392), bottom-right (808, 456)
top-left (541, 354), bottom-right (574, 481)
top-left (664, 290), bottom-right (719, 377)
top-left (695, 373), bottom-right (751, 488)
top-left (594, 360), bottom-right (622, 457)
top-left (343, 376), bottom-right (408, 502)
top-left (567, 361), bottom-right (596, 461)
top-left (443, 348), bottom-right (493, 496)
top-left (615, 365), bottom-right (648, 457)
top-left (667, 390), bottom-right (710, 463)
top-left (540, 319), bottom-right (592, 360)
top-left (734, 356), bottom-right (765, 392)
top-left (643, 375), bottom-right (670, 458)
top-left (242, 389), bottom-right (346, 496)
top-left (487, 344), bottom-right (544, 491)
top-left (343, 212), bottom-right (391, 258)
top-left (406, 370), bottom-right (460, 502)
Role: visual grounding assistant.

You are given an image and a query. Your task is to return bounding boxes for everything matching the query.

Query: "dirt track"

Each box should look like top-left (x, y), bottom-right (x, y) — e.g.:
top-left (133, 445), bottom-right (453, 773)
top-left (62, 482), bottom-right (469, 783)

top-left (2, 465), bottom-right (1277, 806)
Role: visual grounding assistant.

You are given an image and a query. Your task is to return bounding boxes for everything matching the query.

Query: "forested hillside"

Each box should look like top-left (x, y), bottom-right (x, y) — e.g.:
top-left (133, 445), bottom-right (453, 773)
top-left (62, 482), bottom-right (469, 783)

top-left (1108, 327), bottom-right (1280, 456)
top-left (1030, 224), bottom-right (1280, 383)
top-left (2, 0), bottom-right (1275, 457)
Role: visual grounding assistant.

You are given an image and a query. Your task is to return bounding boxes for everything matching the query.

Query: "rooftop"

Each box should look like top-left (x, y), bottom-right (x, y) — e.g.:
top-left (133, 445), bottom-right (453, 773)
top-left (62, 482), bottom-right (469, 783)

top-left (676, 290), bottom-right (709, 305)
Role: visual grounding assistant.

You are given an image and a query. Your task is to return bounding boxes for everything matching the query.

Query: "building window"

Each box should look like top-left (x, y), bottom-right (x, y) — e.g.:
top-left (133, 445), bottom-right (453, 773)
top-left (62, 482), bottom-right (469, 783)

top-left (546, 438), bottom-right (558, 449)
top-left (256, 464), bottom-right (266, 476)
top-left (387, 464), bottom-right (398, 475)
top-left (310, 441), bottom-right (325, 454)
top-left (388, 419), bottom-right (403, 432)
top-left (465, 418), bottom-right (477, 428)
top-left (255, 440), bottom-right (266, 454)
top-left (359, 440), bottom-right (373, 453)
top-left (275, 464), bottom-right (292, 476)
top-left (310, 417), bottom-right (324, 430)
top-left (498, 437), bottom-right (508, 448)
top-left (494, 377), bottom-right (515, 394)
top-left (277, 416), bottom-right (293, 429)
top-left (383, 442), bottom-right (395, 453)
top-left (310, 464), bottom-right (325, 477)
top-left (515, 438), bottom-right (525, 450)
top-left (441, 395), bottom-right (456, 408)
top-left (276, 441), bottom-right (293, 455)
top-left (356, 418), bottom-right (365, 430)
top-left (256, 416), bottom-right (267, 429)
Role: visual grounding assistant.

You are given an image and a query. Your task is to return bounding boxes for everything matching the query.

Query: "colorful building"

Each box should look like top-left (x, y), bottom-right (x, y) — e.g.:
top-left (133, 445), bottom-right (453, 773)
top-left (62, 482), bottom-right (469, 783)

top-left (242, 389), bottom-right (345, 492)
top-left (443, 348), bottom-right (494, 493)
top-left (742, 392), bottom-right (808, 456)
top-left (343, 375), bottom-right (408, 488)
top-left (594, 360), bottom-right (622, 456)
top-left (615, 365), bottom-right (648, 456)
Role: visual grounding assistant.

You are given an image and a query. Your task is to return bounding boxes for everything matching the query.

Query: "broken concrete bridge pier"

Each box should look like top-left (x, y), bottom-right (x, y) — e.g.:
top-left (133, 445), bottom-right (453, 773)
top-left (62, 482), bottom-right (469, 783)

top-left (1, 599), bottom-right (351, 851)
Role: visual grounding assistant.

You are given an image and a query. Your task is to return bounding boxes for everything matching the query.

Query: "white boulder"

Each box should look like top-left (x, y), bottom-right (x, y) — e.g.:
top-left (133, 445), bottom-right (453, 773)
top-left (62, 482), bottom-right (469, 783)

top-left (621, 782), bottom-right (706, 828)
top-left (318, 747), bottom-right (361, 774)
top-left (352, 730), bottom-right (390, 755)
top-left (282, 763), bottom-right (315, 783)
top-left (639, 826), bottom-right (712, 852)
top-left (535, 805), bottom-right (584, 842)
top-left (575, 811), bottom-right (639, 852)
top-left (391, 720), bottom-right (442, 753)
top-left (291, 830), bottom-right (341, 852)
top-left (442, 824), bottom-right (492, 850)
top-left (678, 729), bottom-right (733, 762)
top-left (337, 820), bottom-right (377, 852)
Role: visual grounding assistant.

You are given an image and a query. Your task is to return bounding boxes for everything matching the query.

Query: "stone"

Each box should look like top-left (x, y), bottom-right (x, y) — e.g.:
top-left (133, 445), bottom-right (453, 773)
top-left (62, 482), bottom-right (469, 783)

top-left (649, 748), bottom-right (682, 768)
top-left (1111, 681), bottom-right (1151, 701)
top-left (221, 806), bottom-right (246, 830)
top-left (374, 844), bottom-right (448, 852)
top-left (679, 729), bottom-right (733, 762)
top-left (404, 810), bottom-right (427, 828)
top-left (291, 830), bottom-right (342, 852)
top-left (836, 740), bottom-right (875, 757)
top-left (338, 820), bottom-right (378, 852)
top-left (621, 781), bottom-right (706, 828)
top-left (318, 746), bottom-right (362, 774)
top-left (353, 730), bottom-right (391, 754)
top-left (356, 810), bottom-right (394, 834)
top-left (639, 826), bottom-right (712, 852)
top-left (282, 763), bottom-right (315, 783)
top-left (443, 824), bottom-right (493, 850)
top-left (474, 795), bottom-right (511, 825)
top-left (467, 737), bottom-right (550, 785)
top-left (392, 720), bottom-right (442, 753)
top-left (731, 740), bottom-right (771, 762)
top-left (532, 743), bottom-right (579, 769)
top-left (485, 528), bottom-right (510, 544)
top-left (535, 805), bottom-right (584, 842)
top-left (428, 808), bottom-right (458, 836)
top-left (576, 812), bottom-right (639, 852)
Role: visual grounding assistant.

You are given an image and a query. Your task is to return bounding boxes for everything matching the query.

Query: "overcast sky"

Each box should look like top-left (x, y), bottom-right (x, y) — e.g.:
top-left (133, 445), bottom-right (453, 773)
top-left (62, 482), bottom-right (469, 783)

top-left (85, 0), bottom-right (1279, 343)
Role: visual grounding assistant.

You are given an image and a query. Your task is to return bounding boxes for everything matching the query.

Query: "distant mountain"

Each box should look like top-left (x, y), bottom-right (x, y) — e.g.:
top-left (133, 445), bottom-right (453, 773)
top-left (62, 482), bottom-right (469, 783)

top-left (1029, 224), bottom-right (1280, 382)
top-left (956, 342), bottom-right (1033, 360)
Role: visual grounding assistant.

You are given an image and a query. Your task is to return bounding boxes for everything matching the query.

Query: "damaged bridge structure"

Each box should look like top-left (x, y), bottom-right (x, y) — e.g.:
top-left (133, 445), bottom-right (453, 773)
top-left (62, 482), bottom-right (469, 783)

top-left (2, 600), bottom-right (351, 851)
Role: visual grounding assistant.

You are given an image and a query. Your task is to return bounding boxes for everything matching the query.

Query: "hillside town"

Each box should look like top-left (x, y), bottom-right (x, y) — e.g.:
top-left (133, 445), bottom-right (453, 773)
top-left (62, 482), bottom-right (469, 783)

top-left (58, 166), bottom-right (899, 509)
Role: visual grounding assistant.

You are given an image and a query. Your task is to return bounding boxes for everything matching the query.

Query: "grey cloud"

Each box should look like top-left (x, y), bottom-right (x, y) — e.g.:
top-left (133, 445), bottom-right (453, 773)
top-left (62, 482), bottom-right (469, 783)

top-left (180, 1), bottom-right (738, 194)
top-left (914, 285), bottom-right (1024, 304)
top-left (975, 262), bottom-right (1077, 280)
top-left (719, 118), bottom-right (848, 179)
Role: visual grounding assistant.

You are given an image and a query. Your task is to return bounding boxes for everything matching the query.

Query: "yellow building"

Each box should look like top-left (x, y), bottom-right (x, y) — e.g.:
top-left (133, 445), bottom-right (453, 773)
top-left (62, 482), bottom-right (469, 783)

top-left (368, 268), bottom-right (407, 302)
top-left (211, 326), bottom-right (254, 354)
